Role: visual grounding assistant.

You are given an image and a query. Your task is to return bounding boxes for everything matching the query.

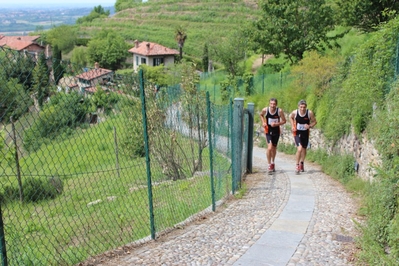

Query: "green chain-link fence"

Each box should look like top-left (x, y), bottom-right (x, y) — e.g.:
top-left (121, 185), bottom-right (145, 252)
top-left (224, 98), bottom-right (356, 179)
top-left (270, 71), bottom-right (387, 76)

top-left (0, 46), bottom-right (253, 265)
top-left (199, 71), bottom-right (293, 102)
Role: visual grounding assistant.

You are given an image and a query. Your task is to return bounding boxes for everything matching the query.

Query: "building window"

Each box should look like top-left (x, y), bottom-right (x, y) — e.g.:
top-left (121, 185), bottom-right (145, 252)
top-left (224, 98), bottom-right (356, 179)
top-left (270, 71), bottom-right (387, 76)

top-left (78, 78), bottom-right (90, 86)
top-left (136, 56), bottom-right (138, 66)
top-left (141, 58), bottom-right (147, 64)
top-left (153, 58), bottom-right (164, 66)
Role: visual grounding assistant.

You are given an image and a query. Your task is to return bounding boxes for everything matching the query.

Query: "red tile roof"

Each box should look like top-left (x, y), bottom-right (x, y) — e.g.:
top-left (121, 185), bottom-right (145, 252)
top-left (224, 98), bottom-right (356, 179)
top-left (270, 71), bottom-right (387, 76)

top-left (84, 86), bottom-right (98, 93)
top-left (75, 68), bottom-right (113, 81)
top-left (128, 41), bottom-right (179, 56)
top-left (0, 35), bottom-right (42, 51)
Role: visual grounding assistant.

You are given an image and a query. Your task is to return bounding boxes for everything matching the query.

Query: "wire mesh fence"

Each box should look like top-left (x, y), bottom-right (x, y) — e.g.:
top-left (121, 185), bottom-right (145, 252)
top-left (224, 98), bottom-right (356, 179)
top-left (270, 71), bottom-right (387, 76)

top-left (0, 46), bottom-right (251, 265)
top-left (198, 71), bottom-right (293, 102)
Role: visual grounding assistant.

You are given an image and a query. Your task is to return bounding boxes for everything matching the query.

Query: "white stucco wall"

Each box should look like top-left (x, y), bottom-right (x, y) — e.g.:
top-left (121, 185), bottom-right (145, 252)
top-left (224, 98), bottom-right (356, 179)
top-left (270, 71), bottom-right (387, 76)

top-left (132, 54), bottom-right (176, 71)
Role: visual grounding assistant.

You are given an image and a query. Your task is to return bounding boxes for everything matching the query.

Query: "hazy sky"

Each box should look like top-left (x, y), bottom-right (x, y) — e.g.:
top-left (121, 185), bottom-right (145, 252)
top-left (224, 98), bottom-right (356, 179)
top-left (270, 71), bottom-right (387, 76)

top-left (2, 0), bottom-right (116, 8)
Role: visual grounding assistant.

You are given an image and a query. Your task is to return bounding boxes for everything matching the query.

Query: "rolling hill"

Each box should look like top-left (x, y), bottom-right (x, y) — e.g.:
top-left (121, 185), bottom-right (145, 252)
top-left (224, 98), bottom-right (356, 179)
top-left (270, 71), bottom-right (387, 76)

top-left (77, 0), bottom-right (260, 60)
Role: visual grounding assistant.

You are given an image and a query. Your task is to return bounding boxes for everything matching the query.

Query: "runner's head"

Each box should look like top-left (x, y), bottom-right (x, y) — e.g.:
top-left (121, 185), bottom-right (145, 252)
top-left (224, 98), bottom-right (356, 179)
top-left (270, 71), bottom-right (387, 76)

top-left (269, 98), bottom-right (277, 110)
top-left (298, 99), bottom-right (307, 107)
top-left (298, 99), bottom-right (307, 112)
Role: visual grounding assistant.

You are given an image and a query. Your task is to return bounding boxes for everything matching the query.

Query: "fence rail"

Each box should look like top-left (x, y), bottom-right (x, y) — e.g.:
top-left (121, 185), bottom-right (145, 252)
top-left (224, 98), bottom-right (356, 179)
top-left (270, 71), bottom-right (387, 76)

top-left (0, 46), bottom-right (253, 265)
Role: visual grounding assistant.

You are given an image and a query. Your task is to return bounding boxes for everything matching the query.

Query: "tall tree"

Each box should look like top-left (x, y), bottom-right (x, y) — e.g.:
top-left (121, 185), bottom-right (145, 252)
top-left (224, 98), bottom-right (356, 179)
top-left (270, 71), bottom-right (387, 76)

top-left (70, 46), bottom-right (89, 68)
top-left (87, 30), bottom-right (129, 70)
top-left (0, 78), bottom-right (31, 122)
top-left (44, 25), bottom-right (78, 54)
top-left (2, 50), bottom-right (35, 90)
top-left (209, 30), bottom-right (247, 77)
top-left (32, 52), bottom-right (50, 108)
top-left (52, 45), bottom-right (64, 85)
top-left (252, 0), bottom-right (335, 64)
top-left (334, 0), bottom-right (399, 32)
top-left (175, 26), bottom-right (187, 61)
top-left (76, 5), bottom-right (110, 24)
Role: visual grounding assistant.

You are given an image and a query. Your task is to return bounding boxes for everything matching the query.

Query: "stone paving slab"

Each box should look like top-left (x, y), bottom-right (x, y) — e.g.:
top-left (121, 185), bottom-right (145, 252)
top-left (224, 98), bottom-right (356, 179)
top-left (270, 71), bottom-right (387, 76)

top-left (234, 230), bottom-right (304, 266)
top-left (233, 157), bottom-right (315, 266)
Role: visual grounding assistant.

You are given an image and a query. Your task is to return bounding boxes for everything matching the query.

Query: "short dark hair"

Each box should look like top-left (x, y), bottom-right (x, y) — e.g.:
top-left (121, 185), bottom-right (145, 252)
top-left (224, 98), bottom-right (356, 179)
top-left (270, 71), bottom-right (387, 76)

top-left (270, 98), bottom-right (278, 105)
top-left (298, 99), bottom-right (307, 106)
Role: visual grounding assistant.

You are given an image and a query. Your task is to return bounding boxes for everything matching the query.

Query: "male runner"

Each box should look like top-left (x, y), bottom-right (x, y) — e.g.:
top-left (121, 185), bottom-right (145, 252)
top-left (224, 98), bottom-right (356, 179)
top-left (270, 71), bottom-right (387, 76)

top-left (260, 98), bottom-right (286, 173)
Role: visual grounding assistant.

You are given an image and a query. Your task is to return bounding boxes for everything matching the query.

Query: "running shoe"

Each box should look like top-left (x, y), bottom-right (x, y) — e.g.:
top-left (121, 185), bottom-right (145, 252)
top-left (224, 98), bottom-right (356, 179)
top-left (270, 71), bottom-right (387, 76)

top-left (268, 164), bottom-right (273, 172)
top-left (300, 163), bottom-right (304, 172)
top-left (295, 164), bottom-right (300, 174)
top-left (271, 163), bottom-right (275, 172)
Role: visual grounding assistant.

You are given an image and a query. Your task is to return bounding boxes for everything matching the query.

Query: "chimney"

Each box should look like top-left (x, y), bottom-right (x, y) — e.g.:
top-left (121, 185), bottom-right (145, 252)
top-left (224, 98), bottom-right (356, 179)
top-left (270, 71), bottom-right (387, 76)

top-left (134, 39), bottom-right (139, 48)
top-left (146, 42), bottom-right (150, 53)
top-left (94, 62), bottom-right (99, 69)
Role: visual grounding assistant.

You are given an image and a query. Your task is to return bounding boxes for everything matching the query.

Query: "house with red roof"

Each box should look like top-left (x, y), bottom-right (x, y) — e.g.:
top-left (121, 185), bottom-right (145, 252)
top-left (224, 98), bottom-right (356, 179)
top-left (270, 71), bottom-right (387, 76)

top-left (0, 35), bottom-right (50, 58)
top-left (74, 62), bottom-right (114, 95)
top-left (128, 40), bottom-right (179, 72)
top-left (57, 76), bottom-right (78, 93)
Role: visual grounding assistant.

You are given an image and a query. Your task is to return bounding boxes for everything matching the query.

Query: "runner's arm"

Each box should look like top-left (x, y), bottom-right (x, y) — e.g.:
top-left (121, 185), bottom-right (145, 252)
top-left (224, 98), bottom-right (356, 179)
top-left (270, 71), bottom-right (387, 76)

top-left (289, 111), bottom-right (296, 131)
top-left (259, 107), bottom-right (267, 127)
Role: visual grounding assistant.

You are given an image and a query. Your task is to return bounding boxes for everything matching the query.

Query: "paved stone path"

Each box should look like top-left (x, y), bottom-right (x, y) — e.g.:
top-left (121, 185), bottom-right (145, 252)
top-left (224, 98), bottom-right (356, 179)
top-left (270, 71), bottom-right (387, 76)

top-left (87, 146), bottom-right (361, 266)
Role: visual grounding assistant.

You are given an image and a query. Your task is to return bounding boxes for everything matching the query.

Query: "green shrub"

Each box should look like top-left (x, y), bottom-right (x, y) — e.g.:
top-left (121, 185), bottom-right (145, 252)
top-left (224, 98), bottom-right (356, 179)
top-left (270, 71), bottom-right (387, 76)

top-left (92, 89), bottom-right (120, 115)
top-left (306, 148), bottom-right (328, 165)
top-left (23, 176), bottom-right (63, 202)
top-left (358, 174), bottom-right (399, 264)
top-left (319, 153), bottom-right (355, 184)
top-left (257, 58), bottom-right (286, 74)
top-left (1, 176), bottom-right (63, 204)
top-left (120, 100), bottom-right (146, 158)
top-left (243, 72), bottom-right (254, 96)
top-left (75, 38), bottom-right (90, 46)
top-left (23, 92), bottom-right (91, 152)
top-left (0, 185), bottom-right (18, 204)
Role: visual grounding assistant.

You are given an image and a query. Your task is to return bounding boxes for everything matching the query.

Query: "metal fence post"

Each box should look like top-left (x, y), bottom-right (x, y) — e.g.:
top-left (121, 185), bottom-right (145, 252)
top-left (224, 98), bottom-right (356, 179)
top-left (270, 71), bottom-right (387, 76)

top-left (139, 69), bottom-right (156, 240)
top-left (247, 103), bottom-right (255, 173)
top-left (228, 98), bottom-right (232, 158)
top-left (206, 92), bottom-right (216, 211)
top-left (232, 98), bottom-right (244, 193)
top-left (213, 84), bottom-right (216, 102)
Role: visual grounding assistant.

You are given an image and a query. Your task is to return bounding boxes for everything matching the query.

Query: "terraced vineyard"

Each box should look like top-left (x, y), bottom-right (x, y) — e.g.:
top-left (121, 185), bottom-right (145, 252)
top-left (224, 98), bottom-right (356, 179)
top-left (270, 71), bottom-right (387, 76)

top-left (77, 0), bottom-right (260, 59)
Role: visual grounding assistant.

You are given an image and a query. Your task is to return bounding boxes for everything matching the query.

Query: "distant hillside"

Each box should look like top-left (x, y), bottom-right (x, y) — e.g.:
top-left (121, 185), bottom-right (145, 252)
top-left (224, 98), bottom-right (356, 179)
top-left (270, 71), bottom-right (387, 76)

top-left (0, 6), bottom-right (115, 36)
top-left (77, 0), bottom-right (260, 60)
